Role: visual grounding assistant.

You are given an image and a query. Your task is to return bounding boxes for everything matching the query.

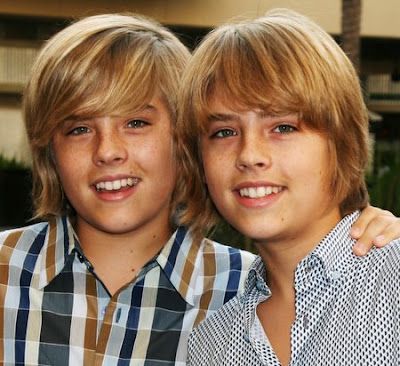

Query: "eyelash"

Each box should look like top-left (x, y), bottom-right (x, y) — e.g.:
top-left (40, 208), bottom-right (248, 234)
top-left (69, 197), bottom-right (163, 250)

top-left (127, 119), bottom-right (149, 128)
top-left (210, 124), bottom-right (297, 139)
top-left (67, 126), bottom-right (90, 136)
top-left (211, 129), bottom-right (237, 138)
top-left (273, 124), bottom-right (297, 134)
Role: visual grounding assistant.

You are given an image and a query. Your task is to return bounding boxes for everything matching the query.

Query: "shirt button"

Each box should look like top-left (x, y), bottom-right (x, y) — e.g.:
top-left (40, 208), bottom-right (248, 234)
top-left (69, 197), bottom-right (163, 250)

top-left (256, 280), bottom-right (268, 295)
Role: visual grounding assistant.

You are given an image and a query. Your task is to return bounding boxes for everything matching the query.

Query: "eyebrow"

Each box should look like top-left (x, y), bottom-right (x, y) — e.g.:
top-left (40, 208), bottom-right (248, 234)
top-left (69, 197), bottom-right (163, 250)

top-left (207, 113), bottom-right (240, 123)
top-left (142, 104), bottom-right (157, 112)
top-left (207, 110), bottom-right (273, 123)
top-left (66, 104), bottom-right (158, 122)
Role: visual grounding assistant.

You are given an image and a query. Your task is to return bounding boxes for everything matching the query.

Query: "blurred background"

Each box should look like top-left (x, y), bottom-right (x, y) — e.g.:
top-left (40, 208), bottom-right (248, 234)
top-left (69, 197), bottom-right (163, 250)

top-left (0, 0), bottom-right (399, 247)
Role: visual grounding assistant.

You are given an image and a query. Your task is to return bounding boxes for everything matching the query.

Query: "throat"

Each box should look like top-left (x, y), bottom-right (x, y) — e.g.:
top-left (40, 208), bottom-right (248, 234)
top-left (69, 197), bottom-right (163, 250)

top-left (75, 220), bottom-right (173, 295)
top-left (257, 289), bottom-right (295, 366)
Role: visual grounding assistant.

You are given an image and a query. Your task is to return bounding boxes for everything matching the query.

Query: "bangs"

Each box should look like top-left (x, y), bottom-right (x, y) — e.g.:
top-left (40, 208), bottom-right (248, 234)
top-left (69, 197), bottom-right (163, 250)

top-left (190, 19), bottom-right (347, 134)
top-left (32, 29), bottom-right (176, 148)
top-left (58, 33), bottom-right (162, 120)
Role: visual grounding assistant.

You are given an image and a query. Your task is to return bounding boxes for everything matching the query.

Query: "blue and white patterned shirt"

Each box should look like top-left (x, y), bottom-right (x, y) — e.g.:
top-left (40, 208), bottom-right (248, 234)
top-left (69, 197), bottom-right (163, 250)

top-left (0, 216), bottom-right (255, 365)
top-left (187, 212), bottom-right (400, 365)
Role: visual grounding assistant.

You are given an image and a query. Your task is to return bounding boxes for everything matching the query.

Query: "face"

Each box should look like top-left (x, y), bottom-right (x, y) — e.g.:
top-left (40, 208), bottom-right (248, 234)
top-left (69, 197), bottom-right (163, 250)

top-left (52, 95), bottom-right (176, 238)
top-left (201, 91), bottom-right (341, 249)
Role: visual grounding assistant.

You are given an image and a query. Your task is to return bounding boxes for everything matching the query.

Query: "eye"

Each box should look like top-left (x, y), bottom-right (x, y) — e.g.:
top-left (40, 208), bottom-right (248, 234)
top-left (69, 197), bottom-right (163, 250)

top-left (273, 124), bottom-right (296, 134)
top-left (211, 129), bottom-right (237, 138)
top-left (68, 126), bottom-right (90, 135)
top-left (127, 119), bottom-right (149, 128)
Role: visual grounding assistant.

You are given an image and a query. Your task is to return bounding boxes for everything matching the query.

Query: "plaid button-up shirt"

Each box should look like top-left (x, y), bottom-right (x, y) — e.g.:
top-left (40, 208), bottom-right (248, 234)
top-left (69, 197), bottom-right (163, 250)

top-left (0, 216), bottom-right (255, 365)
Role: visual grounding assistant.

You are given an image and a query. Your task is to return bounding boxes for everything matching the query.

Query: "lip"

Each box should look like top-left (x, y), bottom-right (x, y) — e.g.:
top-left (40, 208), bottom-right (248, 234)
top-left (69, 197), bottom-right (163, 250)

top-left (92, 174), bottom-right (139, 186)
top-left (91, 174), bottom-right (140, 202)
top-left (234, 181), bottom-right (282, 190)
top-left (233, 181), bottom-right (285, 208)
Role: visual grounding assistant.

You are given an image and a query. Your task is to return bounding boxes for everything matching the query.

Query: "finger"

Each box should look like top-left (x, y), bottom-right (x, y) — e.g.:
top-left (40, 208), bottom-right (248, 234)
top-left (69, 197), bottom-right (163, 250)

top-left (353, 216), bottom-right (400, 255)
top-left (350, 206), bottom-right (393, 239)
top-left (352, 218), bottom-right (390, 256)
top-left (373, 219), bottom-right (400, 248)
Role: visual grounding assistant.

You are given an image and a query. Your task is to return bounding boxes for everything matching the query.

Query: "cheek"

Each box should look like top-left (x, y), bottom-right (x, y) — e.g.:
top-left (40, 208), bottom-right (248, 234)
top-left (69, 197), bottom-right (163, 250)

top-left (304, 145), bottom-right (333, 195)
top-left (202, 153), bottom-right (219, 186)
top-left (138, 137), bottom-right (176, 178)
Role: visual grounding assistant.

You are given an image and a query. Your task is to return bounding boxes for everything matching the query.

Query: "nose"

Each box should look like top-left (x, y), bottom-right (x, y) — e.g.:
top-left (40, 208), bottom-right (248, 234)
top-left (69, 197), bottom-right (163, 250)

top-left (236, 131), bottom-right (271, 171)
top-left (93, 129), bottom-right (128, 166)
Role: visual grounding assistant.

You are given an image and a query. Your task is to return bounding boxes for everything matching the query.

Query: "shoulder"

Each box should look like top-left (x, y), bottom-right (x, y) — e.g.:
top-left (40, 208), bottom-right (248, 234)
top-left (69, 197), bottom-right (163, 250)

top-left (0, 218), bottom-right (74, 269)
top-left (375, 238), bottom-right (400, 278)
top-left (0, 222), bottom-right (52, 287)
top-left (201, 238), bottom-right (256, 295)
top-left (362, 237), bottom-right (400, 271)
top-left (188, 237), bottom-right (256, 312)
top-left (0, 221), bottom-right (50, 252)
top-left (200, 237), bottom-right (256, 271)
top-left (351, 237), bottom-right (400, 295)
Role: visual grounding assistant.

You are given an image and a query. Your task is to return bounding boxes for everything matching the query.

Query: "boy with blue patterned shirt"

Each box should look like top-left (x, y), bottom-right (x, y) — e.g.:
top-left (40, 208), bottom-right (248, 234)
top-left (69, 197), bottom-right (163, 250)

top-left (177, 9), bottom-right (400, 366)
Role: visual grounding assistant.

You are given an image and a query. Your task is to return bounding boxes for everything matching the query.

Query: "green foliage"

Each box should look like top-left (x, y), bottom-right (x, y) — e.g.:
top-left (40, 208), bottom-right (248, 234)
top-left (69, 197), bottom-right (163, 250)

top-left (367, 140), bottom-right (400, 216)
top-left (0, 153), bottom-right (28, 170)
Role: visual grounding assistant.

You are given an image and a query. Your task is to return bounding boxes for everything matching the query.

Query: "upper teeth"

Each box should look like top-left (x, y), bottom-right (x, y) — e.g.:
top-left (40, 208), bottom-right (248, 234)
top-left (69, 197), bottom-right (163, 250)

top-left (95, 177), bottom-right (139, 191)
top-left (239, 186), bottom-right (283, 198)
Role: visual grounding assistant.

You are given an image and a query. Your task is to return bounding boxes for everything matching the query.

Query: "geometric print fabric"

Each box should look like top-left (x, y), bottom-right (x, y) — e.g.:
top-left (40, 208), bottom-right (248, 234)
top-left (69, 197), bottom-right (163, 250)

top-left (188, 212), bottom-right (400, 365)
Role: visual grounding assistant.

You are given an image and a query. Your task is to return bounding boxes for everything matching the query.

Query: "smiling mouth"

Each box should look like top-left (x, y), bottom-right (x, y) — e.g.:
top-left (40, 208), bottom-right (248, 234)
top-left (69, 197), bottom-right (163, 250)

top-left (95, 177), bottom-right (140, 192)
top-left (238, 186), bottom-right (283, 198)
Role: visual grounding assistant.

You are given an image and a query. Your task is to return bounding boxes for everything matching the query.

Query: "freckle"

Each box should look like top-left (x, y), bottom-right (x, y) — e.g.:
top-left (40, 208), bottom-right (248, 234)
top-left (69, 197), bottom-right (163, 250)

top-left (130, 249), bottom-right (133, 254)
top-left (131, 268), bottom-right (135, 272)
top-left (152, 235), bottom-right (156, 239)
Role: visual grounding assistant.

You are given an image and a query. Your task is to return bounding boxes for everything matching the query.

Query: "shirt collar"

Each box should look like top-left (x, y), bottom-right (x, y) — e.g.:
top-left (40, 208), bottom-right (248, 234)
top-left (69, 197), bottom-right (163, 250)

top-left (37, 216), bottom-right (78, 289)
top-left (243, 211), bottom-right (360, 294)
top-left (243, 256), bottom-right (268, 296)
top-left (156, 226), bottom-right (203, 307)
top-left (36, 219), bottom-right (227, 307)
top-left (302, 211), bottom-right (360, 280)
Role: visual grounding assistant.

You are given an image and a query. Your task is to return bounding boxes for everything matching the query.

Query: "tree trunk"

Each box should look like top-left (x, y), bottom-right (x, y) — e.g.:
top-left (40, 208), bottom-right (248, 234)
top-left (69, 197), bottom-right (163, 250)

top-left (341, 0), bottom-right (362, 74)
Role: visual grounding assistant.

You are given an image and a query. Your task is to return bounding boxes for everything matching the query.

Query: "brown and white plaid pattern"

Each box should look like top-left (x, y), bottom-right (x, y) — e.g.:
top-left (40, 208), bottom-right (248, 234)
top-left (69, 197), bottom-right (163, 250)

top-left (0, 217), bottom-right (255, 365)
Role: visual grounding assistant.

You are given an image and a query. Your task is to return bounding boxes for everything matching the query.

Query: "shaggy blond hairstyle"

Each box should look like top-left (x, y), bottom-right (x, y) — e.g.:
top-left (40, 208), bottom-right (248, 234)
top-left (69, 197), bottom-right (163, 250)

top-left (176, 9), bottom-right (370, 240)
top-left (23, 13), bottom-right (190, 219)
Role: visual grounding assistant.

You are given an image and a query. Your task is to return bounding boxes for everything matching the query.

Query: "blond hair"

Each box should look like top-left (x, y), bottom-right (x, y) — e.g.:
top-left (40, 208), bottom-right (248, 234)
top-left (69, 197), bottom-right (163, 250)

top-left (176, 9), bottom-right (370, 239)
top-left (23, 13), bottom-right (190, 219)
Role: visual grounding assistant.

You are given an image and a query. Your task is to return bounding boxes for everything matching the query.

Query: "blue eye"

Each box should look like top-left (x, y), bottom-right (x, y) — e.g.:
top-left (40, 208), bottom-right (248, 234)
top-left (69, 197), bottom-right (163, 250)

top-left (127, 119), bottom-right (149, 128)
top-left (68, 126), bottom-right (90, 135)
top-left (212, 129), bottom-right (237, 138)
top-left (273, 124), bottom-right (296, 134)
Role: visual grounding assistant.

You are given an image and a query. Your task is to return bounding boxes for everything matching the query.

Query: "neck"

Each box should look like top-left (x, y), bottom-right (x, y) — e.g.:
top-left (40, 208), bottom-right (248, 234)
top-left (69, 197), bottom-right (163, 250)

top-left (255, 209), bottom-right (341, 294)
top-left (75, 218), bottom-right (173, 295)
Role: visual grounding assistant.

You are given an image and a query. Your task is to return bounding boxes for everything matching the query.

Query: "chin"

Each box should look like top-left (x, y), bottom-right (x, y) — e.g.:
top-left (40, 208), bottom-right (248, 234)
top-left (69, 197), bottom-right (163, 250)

top-left (90, 220), bottom-right (138, 236)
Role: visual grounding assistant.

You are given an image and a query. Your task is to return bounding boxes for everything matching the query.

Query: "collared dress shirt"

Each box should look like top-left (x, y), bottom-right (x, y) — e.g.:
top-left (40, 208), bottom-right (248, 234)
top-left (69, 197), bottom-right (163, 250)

top-left (0, 216), bottom-right (255, 365)
top-left (187, 212), bottom-right (400, 365)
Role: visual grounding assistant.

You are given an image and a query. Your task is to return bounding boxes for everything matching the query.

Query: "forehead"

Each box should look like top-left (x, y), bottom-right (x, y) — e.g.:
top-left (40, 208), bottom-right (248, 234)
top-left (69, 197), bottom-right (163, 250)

top-left (205, 87), bottom-right (293, 120)
top-left (69, 90), bottom-right (171, 119)
top-left (206, 88), bottom-right (255, 113)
